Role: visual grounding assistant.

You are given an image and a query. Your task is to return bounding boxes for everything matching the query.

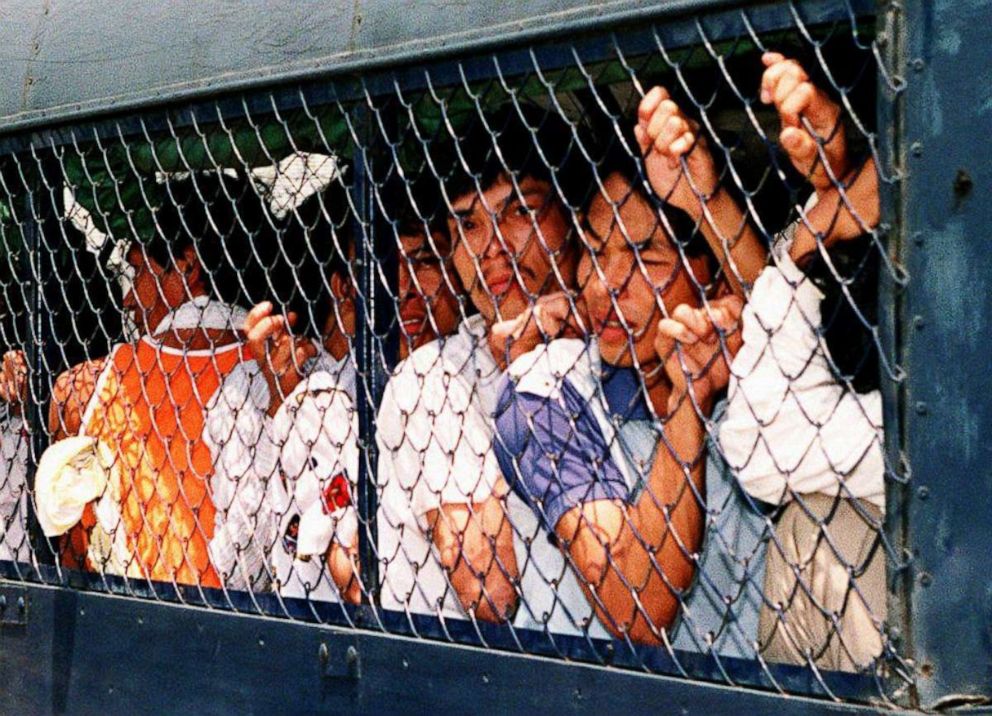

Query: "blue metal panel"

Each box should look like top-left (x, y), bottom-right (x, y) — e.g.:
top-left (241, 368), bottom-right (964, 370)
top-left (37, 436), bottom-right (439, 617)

top-left (0, 0), bottom-right (874, 134)
top-left (0, 0), bottom-right (737, 132)
top-left (0, 583), bottom-right (890, 715)
top-left (899, 0), bottom-right (992, 708)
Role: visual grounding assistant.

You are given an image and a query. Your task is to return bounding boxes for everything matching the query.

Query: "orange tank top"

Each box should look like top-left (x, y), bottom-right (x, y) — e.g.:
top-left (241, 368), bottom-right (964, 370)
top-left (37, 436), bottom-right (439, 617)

top-left (75, 338), bottom-right (248, 588)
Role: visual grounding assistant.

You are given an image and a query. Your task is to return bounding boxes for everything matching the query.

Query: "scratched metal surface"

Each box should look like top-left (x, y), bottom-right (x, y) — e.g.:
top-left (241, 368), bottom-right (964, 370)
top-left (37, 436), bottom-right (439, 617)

top-left (0, 0), bottom-right (739, 132)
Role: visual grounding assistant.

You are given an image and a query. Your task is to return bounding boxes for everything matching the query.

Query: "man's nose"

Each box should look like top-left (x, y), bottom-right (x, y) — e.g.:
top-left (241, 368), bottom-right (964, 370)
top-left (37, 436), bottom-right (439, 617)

top-left (481, 216), bottom-right (507, 259)
top-left (398, 263), bottom-right (412, 299)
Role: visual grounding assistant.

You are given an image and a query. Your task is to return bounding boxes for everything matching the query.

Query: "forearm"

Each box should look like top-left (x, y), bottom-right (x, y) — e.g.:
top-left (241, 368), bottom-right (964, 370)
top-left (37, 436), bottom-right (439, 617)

top-left (595, 395), bottom-right (707, 641)
top-left (696, 189), bottom-right (768, 296)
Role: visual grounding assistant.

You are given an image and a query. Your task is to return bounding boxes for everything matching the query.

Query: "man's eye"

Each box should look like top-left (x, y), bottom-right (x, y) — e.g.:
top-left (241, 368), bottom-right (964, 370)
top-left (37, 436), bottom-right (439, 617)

top-left (411, 251), bottom-right (441, 266)
top-left (461, 218), bottom-right (477, 231)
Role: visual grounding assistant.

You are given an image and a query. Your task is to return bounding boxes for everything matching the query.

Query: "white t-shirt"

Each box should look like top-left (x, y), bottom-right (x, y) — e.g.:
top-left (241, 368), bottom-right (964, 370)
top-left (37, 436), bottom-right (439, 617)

top-left (269, 354), bottom-right (358, 602)
top-left (204, 348), bottom-right (358, 599)
top-left (718, 237), bottom-right (885, 510)
top-left (376, 314), bottom-right (606, 637)
top-left (0, 410), bottom-right (29, 563)
top-left (204, 360), bottom-right (280, 590)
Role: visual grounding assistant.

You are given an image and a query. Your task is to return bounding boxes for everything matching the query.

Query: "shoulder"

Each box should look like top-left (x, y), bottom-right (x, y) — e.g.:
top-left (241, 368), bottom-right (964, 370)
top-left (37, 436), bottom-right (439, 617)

top-left (205, 360), bottom-right (268, 413)
top-left (506, 338), bottom-right (598, 401)
top-left (384, 326), bottom-right (484, 403)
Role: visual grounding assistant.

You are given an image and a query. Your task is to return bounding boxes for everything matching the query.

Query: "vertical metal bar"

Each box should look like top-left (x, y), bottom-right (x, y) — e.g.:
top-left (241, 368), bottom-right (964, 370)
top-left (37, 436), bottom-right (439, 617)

top-left (875, 0), bottom-right (915, 707)
top-left (350, 104), bottom-right (381, 609)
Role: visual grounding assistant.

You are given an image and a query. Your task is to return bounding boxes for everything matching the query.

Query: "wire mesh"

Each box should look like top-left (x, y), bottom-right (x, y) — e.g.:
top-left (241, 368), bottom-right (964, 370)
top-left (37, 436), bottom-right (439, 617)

top-left (0, 0), bottom-right (910, 705)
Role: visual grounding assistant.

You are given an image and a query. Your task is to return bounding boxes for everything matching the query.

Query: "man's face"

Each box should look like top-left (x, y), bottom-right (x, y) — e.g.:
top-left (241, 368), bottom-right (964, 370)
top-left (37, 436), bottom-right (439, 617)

top-left (578, 173), bottom-right (706, 368)
top-left (448, 175), bottom-right (574, 325)
top-left (397, 230), bottom-right (461, 359)
top-left (121, 244), bottom-right (191, 336)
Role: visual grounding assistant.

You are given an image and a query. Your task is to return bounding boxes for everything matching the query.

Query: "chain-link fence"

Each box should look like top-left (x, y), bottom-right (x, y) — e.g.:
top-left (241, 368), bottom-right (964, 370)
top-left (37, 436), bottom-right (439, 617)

top-left (0, 0), bottom-right (913, 707)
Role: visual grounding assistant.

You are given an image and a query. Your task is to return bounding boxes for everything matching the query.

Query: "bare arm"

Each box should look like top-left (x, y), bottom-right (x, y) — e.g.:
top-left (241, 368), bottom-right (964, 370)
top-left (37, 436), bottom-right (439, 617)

top-left (327, 542), bottom-right (362, 605)
top-left (557, 297), bottom-right (743, 643)
top-left (426, 495), bottom-right (519, 623)
top-left (636, 87), bottom-right (768, 295)
top-left (49, 357), bottom-right (108, 440)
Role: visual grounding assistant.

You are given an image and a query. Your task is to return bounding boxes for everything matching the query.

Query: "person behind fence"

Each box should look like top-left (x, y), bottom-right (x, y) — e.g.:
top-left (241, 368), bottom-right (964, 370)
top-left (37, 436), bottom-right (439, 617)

top-left (394, 204), bottom-right (462, 362)
top-left (204, 181), bottom-right (462, 602)
top-left (714, 52), bottom-right (885, 672)
top-left (491, 129), bottom-right (757, 644)
top-left (25, 173), bottom-right (272, 586)
top-left (204, 176), bottom-right (362, 603)
top-left (375, 104), bottom-right (605, 632)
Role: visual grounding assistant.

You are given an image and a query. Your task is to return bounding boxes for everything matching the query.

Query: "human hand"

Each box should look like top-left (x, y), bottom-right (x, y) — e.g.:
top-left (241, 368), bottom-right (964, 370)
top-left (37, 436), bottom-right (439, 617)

top-left (0, 350), bottom-right (27, 412)
top-left (635, 86), bottom-right (719, 220)
top-left (244, 302), bottom-right (317, 414)
top-left (761, 52), bottom-right (848, 193)
top-left (790, 157), bottom-right (880, 262)
top-left (654, 295), bottom-right (743, 412)
top-left (489, 292), bottom-right (585, 369)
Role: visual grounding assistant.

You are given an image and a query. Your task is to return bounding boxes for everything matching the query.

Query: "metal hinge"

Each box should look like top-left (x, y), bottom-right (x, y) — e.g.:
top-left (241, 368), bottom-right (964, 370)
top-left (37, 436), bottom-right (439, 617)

top-left (318, 641), bottom-right (361, 681)
top-left (0, 586), bottom-right (28, 626)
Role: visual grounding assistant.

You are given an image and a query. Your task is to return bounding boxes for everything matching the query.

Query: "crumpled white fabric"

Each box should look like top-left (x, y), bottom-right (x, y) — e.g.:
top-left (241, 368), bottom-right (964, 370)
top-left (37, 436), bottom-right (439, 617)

top-left (718, 233), bottom-right (885, 510)
top-left (35, 436), bottom-right (119, 537)
top-left (273, 367), bottom-right (359, 559)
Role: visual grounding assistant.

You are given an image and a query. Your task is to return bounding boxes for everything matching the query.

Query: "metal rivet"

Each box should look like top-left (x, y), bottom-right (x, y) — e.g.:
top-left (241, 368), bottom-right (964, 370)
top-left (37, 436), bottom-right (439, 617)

top-left (258, 638), bottom-right (265, 648)
top-left (919, 572), bottom-right (933, 587)
top-left (953, 169), bottom-right (973, 198)
top-left (913, 315), bottom-right (925, 330)
top-left (915, 401), bottom-right (928, 415)
top-left (911, 58), bottom-right (925, 72)
top-left (917, 486), bottom-right (930, 500)
top-left (482, 674), bottom-right (490, 684)
top-left (913, 232), bottom-right (924, 247)
top-left (911, 141), bottom-right (924, 157)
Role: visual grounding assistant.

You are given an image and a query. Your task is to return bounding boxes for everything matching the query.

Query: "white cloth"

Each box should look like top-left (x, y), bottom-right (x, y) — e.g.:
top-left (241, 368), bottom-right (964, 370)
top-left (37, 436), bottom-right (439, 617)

top-left (35, 436), bottom-right (117, 536)
top-left (0, 412), bottom-right (29, 562)
top-left (376, 316), bottom-right (605, 637)
top-left (153, 295), bottom-right (249, 336)
top-left (203, 361), bottom-right (281, 590)
top-left (269, 352), bottom-right (358, 602)
top-left (718, 236), bottom-right (885, 510)
top-left (204, 348), bottom-right (358, 600)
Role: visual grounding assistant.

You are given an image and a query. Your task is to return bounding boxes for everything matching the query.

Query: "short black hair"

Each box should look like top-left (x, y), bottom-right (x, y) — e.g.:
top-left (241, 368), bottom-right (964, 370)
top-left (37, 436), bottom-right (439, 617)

top-left (593, 137), bottom-right (717, 270)
top-left (275, 175), bottom-right (354, 339)
top-left (141, 172), bottom-right (279, 308)
top-left (442, 103), bottom-right (594, 212)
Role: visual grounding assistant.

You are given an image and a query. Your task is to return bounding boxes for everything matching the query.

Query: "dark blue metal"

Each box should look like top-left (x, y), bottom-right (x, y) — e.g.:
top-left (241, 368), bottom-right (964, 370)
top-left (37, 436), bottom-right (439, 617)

top-left (0, 582), bottom-right (888, 715)
top-left (350, 103), bottom-right (382, 607)
top-left (0, 560), bottom-right (880, 702)
top-left (898, 0), bottom-right (992, 708)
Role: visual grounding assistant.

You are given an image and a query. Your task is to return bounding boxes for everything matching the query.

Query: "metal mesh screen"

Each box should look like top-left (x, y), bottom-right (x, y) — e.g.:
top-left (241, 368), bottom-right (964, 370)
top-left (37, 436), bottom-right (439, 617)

top-left (0, 0), bottom-right (911, 705)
